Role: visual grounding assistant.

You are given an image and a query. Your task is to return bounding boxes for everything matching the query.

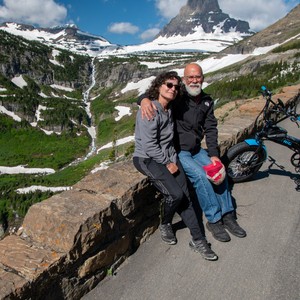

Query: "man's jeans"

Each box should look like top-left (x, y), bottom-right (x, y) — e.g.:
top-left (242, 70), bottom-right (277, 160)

top-left (178, 149), bottom-right (234, 223)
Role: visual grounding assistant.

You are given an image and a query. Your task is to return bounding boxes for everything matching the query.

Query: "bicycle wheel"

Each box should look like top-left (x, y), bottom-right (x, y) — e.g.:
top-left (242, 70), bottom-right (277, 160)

top-left (225, 142), bottom-right (266, 183)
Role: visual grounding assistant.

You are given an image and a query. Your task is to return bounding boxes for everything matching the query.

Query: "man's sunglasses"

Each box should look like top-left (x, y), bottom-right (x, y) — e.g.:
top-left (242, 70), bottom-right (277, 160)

top-left (164, 82), bottom-right (180, 91)
top-left (185, 75), bottom-right (203, 81)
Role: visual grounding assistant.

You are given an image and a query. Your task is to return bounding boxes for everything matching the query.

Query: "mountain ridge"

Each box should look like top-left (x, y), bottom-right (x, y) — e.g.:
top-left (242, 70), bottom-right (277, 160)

top-left (0, 22), bottom-right (116, 56)
top-left (0, 0), bottom-right (255, 55)
top-left (222, 3), bottom-right (300, 55)
top-left (1, 2), bottom-right (299, 56)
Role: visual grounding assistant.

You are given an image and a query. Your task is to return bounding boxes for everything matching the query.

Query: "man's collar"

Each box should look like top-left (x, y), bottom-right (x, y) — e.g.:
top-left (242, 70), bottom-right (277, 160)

top-left (185, 90), bottom-right (203, 102)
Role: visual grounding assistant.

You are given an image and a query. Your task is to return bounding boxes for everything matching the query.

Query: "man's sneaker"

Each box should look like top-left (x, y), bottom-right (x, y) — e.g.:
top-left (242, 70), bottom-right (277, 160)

top-left (206, 220), bottom-right (231, 242)
top-left (189, 239), bottom-right (218, 261)
top-left (223, 212), bottom-right (247, 238)
top-left (159, 223), bottom-right (177, 245)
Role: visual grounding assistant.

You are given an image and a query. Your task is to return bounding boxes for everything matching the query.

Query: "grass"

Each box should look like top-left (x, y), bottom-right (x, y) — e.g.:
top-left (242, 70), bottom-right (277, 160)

top-left (0, 117), bottom-right (91, 169)
top-left (97, 112), bottom-right (136, 147)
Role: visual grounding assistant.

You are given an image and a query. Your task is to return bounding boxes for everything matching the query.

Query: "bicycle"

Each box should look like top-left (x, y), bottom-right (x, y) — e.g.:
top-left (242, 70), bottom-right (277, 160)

top-left (225, 86), bottom-right (300, 188)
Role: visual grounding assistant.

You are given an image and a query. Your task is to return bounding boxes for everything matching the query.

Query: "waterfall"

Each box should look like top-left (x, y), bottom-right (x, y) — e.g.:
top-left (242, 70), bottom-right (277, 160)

top-left (82, 57), bottom-right (97, 159)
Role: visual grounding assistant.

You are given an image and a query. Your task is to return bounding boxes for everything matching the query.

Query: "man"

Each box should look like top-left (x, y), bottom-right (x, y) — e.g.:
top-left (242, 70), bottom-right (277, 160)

top-left (139, 62), bottom-right (246, 242)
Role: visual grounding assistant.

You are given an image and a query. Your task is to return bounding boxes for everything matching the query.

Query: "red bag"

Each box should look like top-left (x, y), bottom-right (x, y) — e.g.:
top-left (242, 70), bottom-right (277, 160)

top-left (203, 161), bottom-right (226, 185)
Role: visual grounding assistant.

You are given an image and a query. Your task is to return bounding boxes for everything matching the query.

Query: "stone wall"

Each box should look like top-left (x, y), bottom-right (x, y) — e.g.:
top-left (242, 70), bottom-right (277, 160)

top-left (0, 85), bottom-right (299, 300)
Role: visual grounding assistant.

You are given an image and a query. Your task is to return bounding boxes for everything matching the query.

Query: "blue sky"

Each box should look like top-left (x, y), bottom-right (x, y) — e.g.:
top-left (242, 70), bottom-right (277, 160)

top-left (0, 0), bottom-right (299, 45)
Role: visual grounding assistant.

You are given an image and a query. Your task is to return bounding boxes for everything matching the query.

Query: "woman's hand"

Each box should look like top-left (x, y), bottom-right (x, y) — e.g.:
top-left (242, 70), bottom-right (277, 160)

top-left (166, 162), bottom-right (178, 174)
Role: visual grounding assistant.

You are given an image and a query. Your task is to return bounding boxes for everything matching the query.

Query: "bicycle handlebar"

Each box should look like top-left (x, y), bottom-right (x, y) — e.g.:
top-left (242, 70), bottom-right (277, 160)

top-left (261, 85), bottom-right (299, 126)
top-left (261, 85), bottom-right (272, 97)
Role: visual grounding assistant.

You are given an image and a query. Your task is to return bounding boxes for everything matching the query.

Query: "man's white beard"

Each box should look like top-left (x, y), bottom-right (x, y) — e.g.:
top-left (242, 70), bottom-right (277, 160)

top-left (185, 83), bottom-right (202, 96)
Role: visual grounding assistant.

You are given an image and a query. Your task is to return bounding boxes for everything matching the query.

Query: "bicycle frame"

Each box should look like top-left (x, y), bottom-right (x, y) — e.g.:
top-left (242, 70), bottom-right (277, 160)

top-left (244, 138), bottom-right (268, 161)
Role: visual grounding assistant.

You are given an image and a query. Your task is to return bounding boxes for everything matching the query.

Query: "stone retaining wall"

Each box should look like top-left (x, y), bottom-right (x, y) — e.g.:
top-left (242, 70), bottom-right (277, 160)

top-left (0, 85), bottom-right (299, 300)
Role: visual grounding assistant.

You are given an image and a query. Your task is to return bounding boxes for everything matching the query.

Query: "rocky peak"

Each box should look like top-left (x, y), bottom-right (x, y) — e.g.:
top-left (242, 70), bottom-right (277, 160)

top-left (43, 25), bottom-right (108, 43)
top-left (180, 0), bottom-right (221, 15)
top-left (156, 0), bottom-right (252, 38)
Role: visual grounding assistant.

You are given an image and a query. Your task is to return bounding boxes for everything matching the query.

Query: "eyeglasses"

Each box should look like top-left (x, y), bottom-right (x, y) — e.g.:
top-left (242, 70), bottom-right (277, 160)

top-left (164, 82), bottom-right (180, 91)
top-left (185, 75), bottom-right (203, 81)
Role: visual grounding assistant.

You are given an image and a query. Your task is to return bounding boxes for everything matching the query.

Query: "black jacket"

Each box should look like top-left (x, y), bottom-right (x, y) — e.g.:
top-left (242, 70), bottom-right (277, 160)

top-left (138, 89), bottom-right (219, 157)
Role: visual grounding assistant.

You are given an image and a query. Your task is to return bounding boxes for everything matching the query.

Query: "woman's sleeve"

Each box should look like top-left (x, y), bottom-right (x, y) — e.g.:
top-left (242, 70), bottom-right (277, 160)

top-left (139, 114), bottom-right (168, 164)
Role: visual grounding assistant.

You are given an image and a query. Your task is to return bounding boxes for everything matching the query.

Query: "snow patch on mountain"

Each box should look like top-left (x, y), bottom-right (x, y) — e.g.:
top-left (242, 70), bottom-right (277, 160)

top-left (0, 21), bottom-right (248, 57)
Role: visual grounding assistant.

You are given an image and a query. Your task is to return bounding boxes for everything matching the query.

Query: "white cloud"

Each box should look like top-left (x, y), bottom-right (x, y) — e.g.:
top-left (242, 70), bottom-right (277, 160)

top-left (108, 22), bottom-right (139, 34)
top-left (218, 0), bottom-right (297, 31)
top-left (155, 0), bottom-right (187, 19)
top-left (0, 0), bottom-right (67, 27)
top-left (140, 28), bottom-right (160, 41)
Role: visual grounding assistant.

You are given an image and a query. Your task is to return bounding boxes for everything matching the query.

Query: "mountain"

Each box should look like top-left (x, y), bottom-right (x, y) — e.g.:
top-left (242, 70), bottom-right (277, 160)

top-left (100, 0), bottom-right (254, 55)
top-left (157, 0), bottom-right (252, 37)
top-left (0, 0), bottom-right (254, 55)
top-left (1, 2), bottom-right (299, 57)
top-left (0, 22), bottom-right (118, 56)
top-left (0, 3), bottom-right (298, 144)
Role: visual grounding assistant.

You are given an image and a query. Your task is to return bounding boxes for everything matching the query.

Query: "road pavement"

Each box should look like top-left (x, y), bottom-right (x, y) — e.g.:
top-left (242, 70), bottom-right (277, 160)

top-left (82, 114), bottom-right (300, 300)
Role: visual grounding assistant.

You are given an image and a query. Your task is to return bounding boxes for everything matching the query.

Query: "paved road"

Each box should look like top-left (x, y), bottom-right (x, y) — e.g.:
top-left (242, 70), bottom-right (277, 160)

top-left (82, 115), bottom-right (300, 300)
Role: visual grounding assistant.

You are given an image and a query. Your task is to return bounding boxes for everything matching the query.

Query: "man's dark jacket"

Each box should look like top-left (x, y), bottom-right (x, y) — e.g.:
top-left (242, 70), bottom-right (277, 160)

top-left (138, 89), bottom-right (219, 158)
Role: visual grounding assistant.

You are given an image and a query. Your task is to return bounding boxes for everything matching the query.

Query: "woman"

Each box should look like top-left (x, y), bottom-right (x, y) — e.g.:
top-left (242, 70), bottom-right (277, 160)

top-left (133, 71), bottom-right (218, 261)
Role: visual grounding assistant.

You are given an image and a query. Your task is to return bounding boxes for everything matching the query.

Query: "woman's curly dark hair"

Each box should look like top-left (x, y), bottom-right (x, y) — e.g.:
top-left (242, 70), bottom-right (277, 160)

top-left (147, 71), bottom-right (182, 100)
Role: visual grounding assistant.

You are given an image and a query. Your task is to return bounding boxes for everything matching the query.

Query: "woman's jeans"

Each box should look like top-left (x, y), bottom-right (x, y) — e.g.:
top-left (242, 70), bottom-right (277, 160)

top-left (178, 149), bottom-right (234, 223)
top-left (133, 156), bottom-right (204, 240)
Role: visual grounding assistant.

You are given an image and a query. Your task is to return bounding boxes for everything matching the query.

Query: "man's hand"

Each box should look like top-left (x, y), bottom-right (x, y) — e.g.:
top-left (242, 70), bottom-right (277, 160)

top-left (141, 98), bottom-right (157, 120)
top-left (166, 162), bottom-right (178, 174)
top-left (210, 156), bottom-right (221, 165)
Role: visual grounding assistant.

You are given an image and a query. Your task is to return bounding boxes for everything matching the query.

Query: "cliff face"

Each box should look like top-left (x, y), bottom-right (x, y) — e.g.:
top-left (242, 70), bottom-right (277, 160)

top-left (0, 30), bottom-right (92, 88)
top-left (93, 60), bottom-right (154, 89)
top-left (156, 0), bottom-right (252, 38)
